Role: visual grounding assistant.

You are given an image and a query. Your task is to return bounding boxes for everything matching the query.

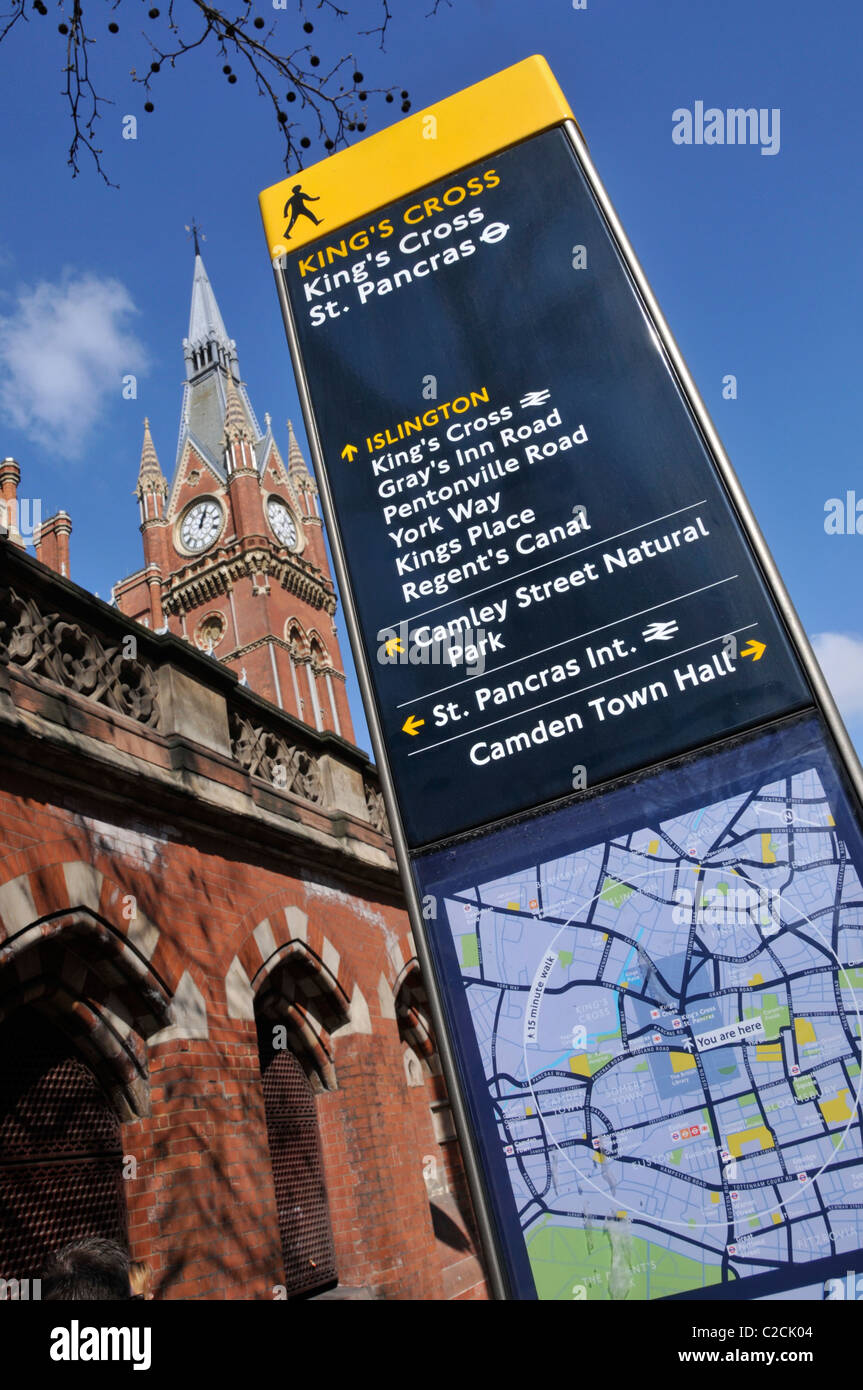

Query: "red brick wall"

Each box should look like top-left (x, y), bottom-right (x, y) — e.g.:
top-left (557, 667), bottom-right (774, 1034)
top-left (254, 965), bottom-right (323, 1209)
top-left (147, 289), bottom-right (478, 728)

top-left (316, 1033), bottom-right (440, 1298)
top-left (123, 1038), bottom-right (284, 1300)
top-left (0, 765), bottom-right (457, 1300)
top-left (112, 568), bottom-right (155, 628)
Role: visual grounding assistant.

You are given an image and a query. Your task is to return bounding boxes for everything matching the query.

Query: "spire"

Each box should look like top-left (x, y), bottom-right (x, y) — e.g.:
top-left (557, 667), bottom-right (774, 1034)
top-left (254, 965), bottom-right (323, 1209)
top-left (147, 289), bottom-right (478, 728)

top-left (136, 418), bottom-right (168, 499)
top-left (183, 252), bottom-right (236, 382)
top-left (287, 419), bottom-right (311, 476)
top-left (136, 419), bottom-right (168, 530)
top-left (174, 245), bottom-right (264, 482)
top-left (222, 372), bottom-right (253, 446)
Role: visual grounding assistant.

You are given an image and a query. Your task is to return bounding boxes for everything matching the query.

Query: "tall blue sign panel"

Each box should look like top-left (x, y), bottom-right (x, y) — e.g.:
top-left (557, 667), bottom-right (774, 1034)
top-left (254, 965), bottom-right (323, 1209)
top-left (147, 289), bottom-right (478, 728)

top-left (265, 61), bottom-right (863, 1301)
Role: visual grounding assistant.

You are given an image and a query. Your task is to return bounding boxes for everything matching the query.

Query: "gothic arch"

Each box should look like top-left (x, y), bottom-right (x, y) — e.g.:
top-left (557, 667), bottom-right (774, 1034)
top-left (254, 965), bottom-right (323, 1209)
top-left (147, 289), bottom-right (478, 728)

top-left (254, 995), bottom-right (338, 1297)
top-left (0, 858), bottom-right (180, 974)
top-left (307, 628), bottom-right (341, 733)
top-left (226, 896), bottom-right (357, 1010)
top-left (0, 863), bottom-right (176, 1118)
top-left (0, 867), bottom-right (177, 1283)
top-left (285, 619), bottom-right (310, 659)
top-left (252, 936), bottom-right (349, 1019)
top-left (394, 956), bottom-right (436, 1084)
top-left (307, 629), bottom-right (331, 672)
top-left (225, 899), bottom-right (362, 1093)
top-left (0, 912), bottom-right (172, 1119)
top-left (0, 1006), bottom-right (129, 1282)
top-left (391, 959), bottom-right (481, 1278)
top-left (284, 621), bottom-right (313, 722)
top-left (224, 899), bottom-right (347, 1296)
top-left (253, 941), bottom-right (346, 1092)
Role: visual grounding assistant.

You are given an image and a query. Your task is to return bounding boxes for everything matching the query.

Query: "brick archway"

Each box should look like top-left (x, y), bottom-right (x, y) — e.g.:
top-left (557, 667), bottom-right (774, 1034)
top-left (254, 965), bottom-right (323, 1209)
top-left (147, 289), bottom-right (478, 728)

top-left (223, 898), bottom-right (355, 1296)
top-left (0, 863), bottom-right (176, 1118)
top-left (0, 860), bottom-right (177, 990)
top-left (226, 901), bottom-right (358, 1092)
top-left (0, 1006), bottom-right (129, 1283)
top-left (0, 863), bottom-right (179, 1287)
top-left (394, 958), bottom-right (436, 1068)
top-left (307, 628), bottom-right (332, 670)
top-left (225, 897), bottom-right (359, 1015)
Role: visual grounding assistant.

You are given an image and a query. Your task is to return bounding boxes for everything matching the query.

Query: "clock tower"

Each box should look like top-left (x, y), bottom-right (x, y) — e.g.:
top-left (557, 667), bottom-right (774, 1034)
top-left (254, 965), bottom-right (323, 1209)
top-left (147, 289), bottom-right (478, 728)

top-left (113, 251), bottom-right (354, 741)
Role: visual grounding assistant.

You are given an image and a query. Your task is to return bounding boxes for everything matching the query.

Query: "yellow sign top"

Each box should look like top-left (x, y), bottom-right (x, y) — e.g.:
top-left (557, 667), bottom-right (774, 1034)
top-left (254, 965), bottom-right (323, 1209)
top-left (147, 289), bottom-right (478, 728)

top-left (259, 55), bottom-right (574, 259)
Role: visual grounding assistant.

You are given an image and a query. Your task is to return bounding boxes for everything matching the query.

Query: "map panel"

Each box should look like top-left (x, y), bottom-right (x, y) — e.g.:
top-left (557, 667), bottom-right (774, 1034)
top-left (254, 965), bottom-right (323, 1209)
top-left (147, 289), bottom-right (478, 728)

top-left (415, 713), bottom-right (863, 1299)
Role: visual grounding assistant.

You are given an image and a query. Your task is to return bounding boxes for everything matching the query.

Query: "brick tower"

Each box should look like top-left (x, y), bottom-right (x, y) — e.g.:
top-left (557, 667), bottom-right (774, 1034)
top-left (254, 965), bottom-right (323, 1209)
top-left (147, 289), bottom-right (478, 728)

top-left (113, 249), bottom-right (353, 740)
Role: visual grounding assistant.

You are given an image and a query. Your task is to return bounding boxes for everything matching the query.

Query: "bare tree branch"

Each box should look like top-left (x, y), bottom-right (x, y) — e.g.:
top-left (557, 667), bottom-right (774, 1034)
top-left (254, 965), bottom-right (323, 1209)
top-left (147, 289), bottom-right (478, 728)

top-left (0, 0), bottom-right (429, 184)
top-left (359, 0), bottom-right (392, 51)
top-left (61, 2), bottom-right (117, 185)
top-left (0, 0), bottom-right (26, 45)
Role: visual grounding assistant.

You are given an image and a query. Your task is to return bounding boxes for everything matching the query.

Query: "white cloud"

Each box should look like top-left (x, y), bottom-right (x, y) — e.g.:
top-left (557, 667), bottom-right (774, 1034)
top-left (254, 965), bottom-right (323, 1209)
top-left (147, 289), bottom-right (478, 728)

top-left (0, 272), bottom-right (148, 459)
top-left (811, 632), bottom-right (863, 720)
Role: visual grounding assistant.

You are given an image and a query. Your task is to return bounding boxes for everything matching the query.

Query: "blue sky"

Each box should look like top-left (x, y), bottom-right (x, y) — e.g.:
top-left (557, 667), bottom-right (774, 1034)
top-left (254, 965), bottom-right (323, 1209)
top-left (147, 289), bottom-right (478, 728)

top-left (0, 0), bottom-right (860, 759)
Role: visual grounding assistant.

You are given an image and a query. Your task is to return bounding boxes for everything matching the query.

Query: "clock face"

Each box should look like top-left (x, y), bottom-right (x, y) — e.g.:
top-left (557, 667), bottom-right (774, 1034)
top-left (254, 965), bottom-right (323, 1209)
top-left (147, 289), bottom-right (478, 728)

top-left (179, 499), bottom-right (223, 553)
top-left (267, 498), bottom-right (298, 549)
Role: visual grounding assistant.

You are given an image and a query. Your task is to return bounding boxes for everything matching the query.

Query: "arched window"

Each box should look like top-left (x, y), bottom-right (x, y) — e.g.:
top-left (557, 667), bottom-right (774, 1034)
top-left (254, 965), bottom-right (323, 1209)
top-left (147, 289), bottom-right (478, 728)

top-left (285, 621), bottom-right (308, 723)
top-left (306, 637), bottom-right (326, 732)
top-left (309, 633), bottom-right (340, 735)
top-left (255, 1010), bottom-right (337, 1299)
top-left (0, 1008), bottom-right (127, 1283)
top-left (0, 899), bottom-right (171, 1291)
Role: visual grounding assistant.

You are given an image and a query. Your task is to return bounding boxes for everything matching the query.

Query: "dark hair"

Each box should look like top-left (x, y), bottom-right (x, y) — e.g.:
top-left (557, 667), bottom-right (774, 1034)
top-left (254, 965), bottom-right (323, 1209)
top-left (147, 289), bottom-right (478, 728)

top-left (42, 1237), bottom-right (131, 1301)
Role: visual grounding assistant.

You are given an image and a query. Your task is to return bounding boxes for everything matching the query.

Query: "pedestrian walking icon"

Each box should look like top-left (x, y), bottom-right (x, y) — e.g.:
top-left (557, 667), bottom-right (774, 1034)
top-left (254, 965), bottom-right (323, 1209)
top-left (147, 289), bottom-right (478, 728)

top-left (283, 185), bottom-right (322, 240)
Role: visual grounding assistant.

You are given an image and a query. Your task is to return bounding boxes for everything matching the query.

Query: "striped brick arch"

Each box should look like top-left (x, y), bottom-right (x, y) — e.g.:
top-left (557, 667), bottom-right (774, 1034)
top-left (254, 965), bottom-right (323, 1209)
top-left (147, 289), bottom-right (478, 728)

top-left (286, 620), bottom-right (310, 659)
top-left (0, 863), bottom-right (175, 1117)
top-left (226, 901), bottom-right (357, 1092)
top-left (307, 628), bottom-right (332, 670)
top-left (393, 958), bottom-right (437, 1067)
top-left (0, 861), bottom-right (180, 1282)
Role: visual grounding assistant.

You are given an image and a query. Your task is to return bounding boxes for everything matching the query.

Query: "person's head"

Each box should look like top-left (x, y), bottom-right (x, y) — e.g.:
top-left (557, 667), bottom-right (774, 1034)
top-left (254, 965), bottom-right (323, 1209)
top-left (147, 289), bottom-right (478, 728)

top-left (42, 1237), bottom-right (131, 1301)
top-left (292, 184), bottom-right (302, 192)
top-left (129, 1259), bottom-right (154, 1300)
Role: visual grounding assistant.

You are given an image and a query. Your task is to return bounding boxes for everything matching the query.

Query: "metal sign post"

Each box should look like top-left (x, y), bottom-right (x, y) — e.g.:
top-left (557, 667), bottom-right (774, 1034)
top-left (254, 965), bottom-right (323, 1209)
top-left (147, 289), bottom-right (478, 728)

top-left (260, 57), bottom-right (863, 1301)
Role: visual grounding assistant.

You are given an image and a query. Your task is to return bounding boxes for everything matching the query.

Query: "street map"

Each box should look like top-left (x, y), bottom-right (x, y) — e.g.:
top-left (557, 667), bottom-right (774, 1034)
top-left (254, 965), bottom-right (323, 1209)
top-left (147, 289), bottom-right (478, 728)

top-left (437, 751), bottom-right (863, 1299)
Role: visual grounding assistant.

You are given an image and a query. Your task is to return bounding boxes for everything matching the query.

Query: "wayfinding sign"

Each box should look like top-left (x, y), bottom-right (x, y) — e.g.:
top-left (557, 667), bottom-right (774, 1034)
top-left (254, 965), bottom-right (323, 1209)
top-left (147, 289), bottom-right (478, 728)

top-left (263, 117), bottom-right (810, 850)
top-left (261, 58), bottom-right (863, 1301)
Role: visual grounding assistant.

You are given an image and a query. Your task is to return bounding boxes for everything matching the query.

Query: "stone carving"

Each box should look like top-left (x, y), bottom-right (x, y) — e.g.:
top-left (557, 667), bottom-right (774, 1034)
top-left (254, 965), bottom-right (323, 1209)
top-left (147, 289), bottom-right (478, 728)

top-left (195, 612), bottom-right (226, 652)
top-left (230, 710), bottom-right (324, 805)
top-left (363, 777), bottom-right (390, 836)
top-left (0, 587), bottom-right (160, 728)
top-left (164, 546), bottom-right (336, 617)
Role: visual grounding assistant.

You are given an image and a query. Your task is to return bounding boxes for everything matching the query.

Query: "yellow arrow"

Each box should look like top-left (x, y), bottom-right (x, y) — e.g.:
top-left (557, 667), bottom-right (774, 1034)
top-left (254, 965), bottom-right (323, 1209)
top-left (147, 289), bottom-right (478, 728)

top-left (741, 639), bottom-right (766, 661)
top-left (385, 637), bottom-right (403, 656)
top-left (341, 443), bottom-right (358, 461)
top-left (402, 714), bottom-right (425, 736)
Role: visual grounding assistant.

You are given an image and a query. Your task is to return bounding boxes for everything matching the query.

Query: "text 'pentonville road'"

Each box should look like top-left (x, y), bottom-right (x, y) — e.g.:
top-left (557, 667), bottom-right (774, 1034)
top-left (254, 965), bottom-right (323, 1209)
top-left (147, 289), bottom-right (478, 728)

top-left (283, 126), bottom-right (808, 845)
